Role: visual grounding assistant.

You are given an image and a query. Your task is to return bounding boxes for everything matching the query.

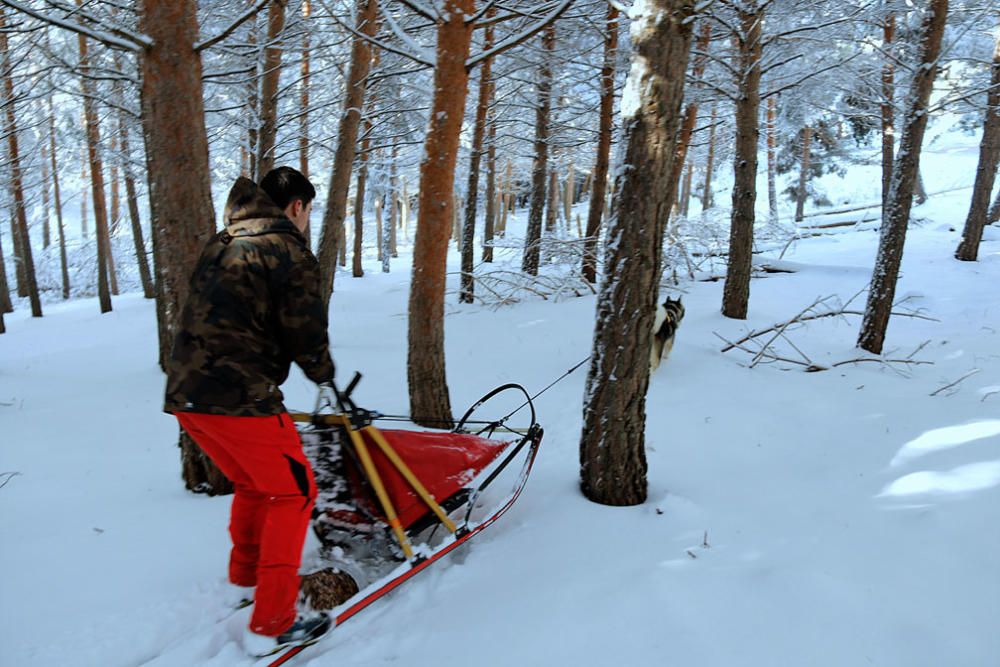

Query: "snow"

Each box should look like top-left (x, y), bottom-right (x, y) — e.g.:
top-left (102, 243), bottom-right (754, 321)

top-left (3, 135), bottom-right (1000, 666)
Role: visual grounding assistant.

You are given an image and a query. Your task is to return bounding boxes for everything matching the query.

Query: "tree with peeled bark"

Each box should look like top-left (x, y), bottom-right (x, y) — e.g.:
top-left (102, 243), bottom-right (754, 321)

top-left (316, 0), bottom-right (378, 304)
top-left (955, 24), bottom-right (1000, 262)
top-left (255, 0), bottom-right (287, 177)
top-left (580, 0), bottom-right (696, 507)
top-left (858, 0), bottom-right (949, 354)
top-left (766, 96), bottom-right (778, 221)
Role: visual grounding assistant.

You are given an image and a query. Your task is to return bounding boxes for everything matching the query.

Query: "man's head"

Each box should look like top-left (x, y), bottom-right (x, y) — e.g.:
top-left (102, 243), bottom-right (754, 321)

top-left (260, 166), bottom-right (315, 233)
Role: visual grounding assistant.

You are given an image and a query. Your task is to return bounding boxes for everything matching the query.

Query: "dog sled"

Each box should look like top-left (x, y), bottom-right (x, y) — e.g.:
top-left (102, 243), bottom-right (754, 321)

top-left (274, 374), bottom-right (544, 665)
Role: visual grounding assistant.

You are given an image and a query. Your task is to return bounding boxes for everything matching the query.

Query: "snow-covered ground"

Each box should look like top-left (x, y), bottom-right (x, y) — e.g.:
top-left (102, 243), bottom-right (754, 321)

top-left (3, 133), bottom-right (999, 666)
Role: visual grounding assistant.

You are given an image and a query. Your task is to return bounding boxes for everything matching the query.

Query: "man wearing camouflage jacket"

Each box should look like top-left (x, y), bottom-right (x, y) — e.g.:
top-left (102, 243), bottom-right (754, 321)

top-left (164, 167), bottom-right (334, 655)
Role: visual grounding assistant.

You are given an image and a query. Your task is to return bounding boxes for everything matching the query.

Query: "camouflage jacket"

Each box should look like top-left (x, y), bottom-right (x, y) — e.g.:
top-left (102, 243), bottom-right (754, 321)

top-left (164, 177), bottom-right (334, 417)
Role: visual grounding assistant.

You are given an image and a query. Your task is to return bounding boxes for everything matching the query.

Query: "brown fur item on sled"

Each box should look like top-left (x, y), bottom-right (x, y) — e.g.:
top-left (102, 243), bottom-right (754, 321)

top-left (300, 568), bottom-right (360, 610)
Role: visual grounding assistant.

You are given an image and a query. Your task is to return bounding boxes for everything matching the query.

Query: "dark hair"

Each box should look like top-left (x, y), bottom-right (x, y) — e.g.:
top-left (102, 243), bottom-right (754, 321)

top-left (260, 166), bottom-right (316, 210)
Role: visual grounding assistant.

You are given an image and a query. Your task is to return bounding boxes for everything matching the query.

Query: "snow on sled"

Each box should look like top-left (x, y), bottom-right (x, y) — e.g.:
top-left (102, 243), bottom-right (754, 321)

top-left (275, 376), bottom-right (543, 666)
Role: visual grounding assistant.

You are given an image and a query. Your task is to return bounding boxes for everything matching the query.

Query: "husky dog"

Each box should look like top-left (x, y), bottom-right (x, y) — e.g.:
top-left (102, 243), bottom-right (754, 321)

top-left (650, 297), bottom-right (685, 372)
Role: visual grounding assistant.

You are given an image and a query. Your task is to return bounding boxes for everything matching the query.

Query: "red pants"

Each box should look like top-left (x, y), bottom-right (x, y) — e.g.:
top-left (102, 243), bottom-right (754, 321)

top-left (177, 412), bottom-right (316, 636)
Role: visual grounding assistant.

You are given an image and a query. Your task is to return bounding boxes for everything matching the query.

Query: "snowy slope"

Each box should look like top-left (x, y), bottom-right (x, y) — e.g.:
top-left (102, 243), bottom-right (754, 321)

top-left (2, 144), bottom-right (999, 666)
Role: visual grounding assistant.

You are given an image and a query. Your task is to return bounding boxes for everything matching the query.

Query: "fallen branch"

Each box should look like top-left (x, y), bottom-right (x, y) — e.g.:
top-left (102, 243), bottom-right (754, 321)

top-left (930, 369), bottom-right (981, 397)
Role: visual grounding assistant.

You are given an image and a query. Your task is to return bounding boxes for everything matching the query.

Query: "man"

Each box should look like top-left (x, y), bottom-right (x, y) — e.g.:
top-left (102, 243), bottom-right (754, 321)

top-left (164, 167), bottom-right (334, 657)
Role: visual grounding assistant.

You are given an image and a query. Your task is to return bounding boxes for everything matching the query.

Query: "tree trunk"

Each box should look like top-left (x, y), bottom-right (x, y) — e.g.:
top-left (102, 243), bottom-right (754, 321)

top-left (721, 3), bottom-right (763, 320)
top-left (881, 11), bottom-right (895, 214)
top-left (483, 95), bottom-right (497, 263)
top-left (988, 187), bottom-right (1000, 226)
top-left (77, 24), bottom-right (113, 314)
top-left (766, 95), bottom-right (778, 221)
top-left (375, 196), bottom-right (383, 261)
top-left (459, 12), bottom-right (495, 303)
top-left (47, 96), bottom-right (70, 299)
top-left (858, 0), bottom-right (948, 354)
top-left (246, 2), bottom-right (260, 181)
top-left (109, 132), bottom-right (121, 235)
top-left (317, 0), bottom-right (377, 303)
top-left (564, 160), bottom-right (575, 232)
top-left (668, 21), bottom-right (710, 216)
top-left (580, 0), bottom-right (695, 507)
top-left (256, 0), bottom-right (287, 177)
top-left (80, 161), bottom-right (89, 240)
top-left (702, 102), bottom-right (717, 210)
top-left (546, 165), bottom-right (559, 234)
top-left (914, 169), bottom-right (928, 204)
top-left (955, 27), bottom-right (1000, 261)
top-left (300, 0), bottom-right (312, 248)
top-left (140, 0), bottom-right (231, 495)
top-left (522, 24), bottom-right (555, 276)
top-left (0, 9), bottom-right (41, 317)
top-left (41, 144), bottom-right (52, 249)
top-left (680, 162), bottom-right (693, 217)
top-left (0, 223), bottom-right (11, 314)
top-left (385, 144), bottom-right (397, 270)
top-left (352, 131), bottom-right (370, 278)
top-left (407, 0), bottom-right (475, 427)
top-left (794, 126), bottom-right (812, 222)
top-left (114, 71), bottom-right (155, 299)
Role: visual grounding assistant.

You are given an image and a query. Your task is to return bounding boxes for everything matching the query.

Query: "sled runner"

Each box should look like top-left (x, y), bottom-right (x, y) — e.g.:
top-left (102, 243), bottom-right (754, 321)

top-left (270, 375), bottom-right (543, 666)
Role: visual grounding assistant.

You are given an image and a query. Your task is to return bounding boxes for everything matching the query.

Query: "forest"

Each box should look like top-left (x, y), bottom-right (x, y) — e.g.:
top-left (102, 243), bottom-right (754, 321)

top-left (1, 1), bottom-right (999, 665)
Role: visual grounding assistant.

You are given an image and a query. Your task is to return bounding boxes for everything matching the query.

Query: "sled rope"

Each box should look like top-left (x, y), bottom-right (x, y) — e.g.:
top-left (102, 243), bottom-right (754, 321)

top-left (375, 355), bottom-right (591, 429)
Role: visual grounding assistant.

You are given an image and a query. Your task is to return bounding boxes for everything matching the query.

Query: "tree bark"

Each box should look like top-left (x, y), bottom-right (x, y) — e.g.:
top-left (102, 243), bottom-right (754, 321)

top-left (109, 132), bottom-right (121, 235)
top-left (0, 222), bottom-right (11, 314)
top-left (41, 144), bottom-right (52, 249)
top-left (582, 5), bottom-right (619, 284)
top-left (522, 24), bottom-right (555, 276)
top-left (77, 23), bottom-right (113, 313)
top-left (300, 0), bottom-right (311, 248)
top-left (580, 0), bottom-right (695, 507)
top-left (766, 95), bottom-right (778, 221)
top-left (702, 102), bottom-right (717, 210)
top-left (47, 96), bottom-right (69, 299)
top-left (546, 164), bottom-right (559, 234)
top-left (317, 0), bottom-right (377, 303)
top-left (352, 129), bottom-right (370, 278)
top-left (721, 3), bottom-right (763, 320)
top-left (459, 11), bottom-right (495, 302)
top-left (988, 187), bottom-right (1000, 226)
top-left (881, 11), bottom-right (895, 215)
top-left (114, 68), bottom-right (154, 299)
top-left (0, 9), bottom-right (41, 317)
top-left (140, 0), bottom-right (231, 495)
top-left (680, 162), bottom-right (693, 217)
top-left (246, 3), bottom-right (260, 181)
top-left (385, 143), bottom-right (398, 269)
top-left (955, 27), bottom-right (1000, 261)
top-left (483, 94), bottom-right (497, 263)
top-left (256, 0), bottom-right (287, 177)
top-left (858, 0), bottom-right (949, 354)
top-left (668, 21), bottom-right (710, 216)
top-left (407, 0), bottom-right (475, 427)
top-left (794, 126), bottom-right (812, 222)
